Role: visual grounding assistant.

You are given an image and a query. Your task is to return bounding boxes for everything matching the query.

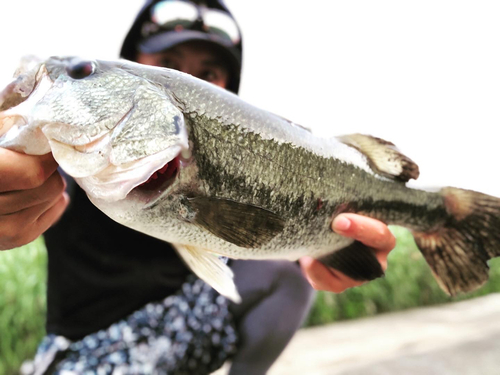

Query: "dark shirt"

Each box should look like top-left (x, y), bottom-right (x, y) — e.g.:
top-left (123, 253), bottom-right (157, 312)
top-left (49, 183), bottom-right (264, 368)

top-left (44, 178), bottom-right (190, 340)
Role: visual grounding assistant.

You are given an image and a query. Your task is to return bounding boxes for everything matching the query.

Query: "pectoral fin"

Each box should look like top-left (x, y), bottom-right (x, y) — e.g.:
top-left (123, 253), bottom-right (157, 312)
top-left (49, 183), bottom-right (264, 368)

top-left (318, 241), bottom-right (384, 281)
top-left (188, 197), bottom-right (285, 248)
top-left (338, 133), bottom-right (419, 182)
top-left (174, 243), bottom-right (241, 303)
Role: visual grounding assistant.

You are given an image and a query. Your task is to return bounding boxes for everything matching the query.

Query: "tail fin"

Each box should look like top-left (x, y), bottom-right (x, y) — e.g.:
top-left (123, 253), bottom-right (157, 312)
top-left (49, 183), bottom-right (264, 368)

top-left (413, 187), bottom-right (500, 296)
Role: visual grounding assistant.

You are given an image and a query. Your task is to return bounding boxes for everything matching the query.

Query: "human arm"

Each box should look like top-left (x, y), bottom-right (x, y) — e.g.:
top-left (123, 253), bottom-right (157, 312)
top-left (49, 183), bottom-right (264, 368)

top-left (299, 213), bottom-right (396, 292)
top-left (0, 148), bottom-right (69, 250)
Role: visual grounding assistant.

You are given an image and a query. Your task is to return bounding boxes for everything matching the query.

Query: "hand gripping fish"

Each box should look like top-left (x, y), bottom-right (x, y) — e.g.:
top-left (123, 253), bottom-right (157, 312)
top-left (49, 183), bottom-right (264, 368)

top-left (1, 56), bottom-right (499, 303)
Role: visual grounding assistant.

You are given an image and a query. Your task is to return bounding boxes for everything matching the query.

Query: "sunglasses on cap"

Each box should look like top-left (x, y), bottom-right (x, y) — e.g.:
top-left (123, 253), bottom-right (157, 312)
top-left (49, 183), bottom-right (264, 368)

top-left (141, 0), bottom-right (241, 46)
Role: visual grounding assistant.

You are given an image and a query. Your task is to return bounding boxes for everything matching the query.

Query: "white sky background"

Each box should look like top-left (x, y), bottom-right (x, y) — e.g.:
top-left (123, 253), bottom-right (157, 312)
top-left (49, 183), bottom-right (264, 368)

top-left (0, 1), bottom-right (499, 196)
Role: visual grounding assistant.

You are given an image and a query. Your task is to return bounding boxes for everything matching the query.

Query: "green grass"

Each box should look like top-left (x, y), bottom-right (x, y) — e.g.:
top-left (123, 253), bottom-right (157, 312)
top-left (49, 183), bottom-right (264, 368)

top-left (2, 229), bottom-right (500, 374)
top-left (0, 237), bottom-right (47, 375)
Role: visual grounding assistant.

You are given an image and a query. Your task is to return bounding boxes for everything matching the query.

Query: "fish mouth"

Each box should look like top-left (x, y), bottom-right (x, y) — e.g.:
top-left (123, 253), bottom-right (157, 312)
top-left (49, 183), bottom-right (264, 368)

top-left (123, 146), bottom-right (193, 204)
top-left (75, 145), bottom-right (188, 203)
top-left (130, 154), bottom-right (181, 200)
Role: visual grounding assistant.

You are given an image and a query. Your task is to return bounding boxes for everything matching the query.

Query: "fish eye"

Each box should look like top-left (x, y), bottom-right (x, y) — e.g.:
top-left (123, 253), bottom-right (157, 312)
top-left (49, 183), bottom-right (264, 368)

top-left (66, 60), bottom-right (95, 79)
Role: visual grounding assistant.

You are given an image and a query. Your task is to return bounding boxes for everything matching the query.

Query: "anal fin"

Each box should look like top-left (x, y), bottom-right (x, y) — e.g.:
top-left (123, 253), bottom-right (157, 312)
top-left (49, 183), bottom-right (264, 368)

top-left (318, 241), bottom-right (384, 281)
top-left (174, 243), bottom-right (242, 303)
top-left (338, 133), bottom-right (419, 182)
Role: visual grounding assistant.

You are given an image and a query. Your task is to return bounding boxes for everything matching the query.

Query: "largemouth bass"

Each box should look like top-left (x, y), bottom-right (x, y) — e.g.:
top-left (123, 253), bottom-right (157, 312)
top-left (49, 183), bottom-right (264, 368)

top-left (1, 56), bottom-right (499, 302)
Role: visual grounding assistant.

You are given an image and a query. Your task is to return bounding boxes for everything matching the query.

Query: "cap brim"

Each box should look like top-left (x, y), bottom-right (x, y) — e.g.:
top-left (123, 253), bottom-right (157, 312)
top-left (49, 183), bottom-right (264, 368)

top-left (138, 30), bottom-right (236, 55)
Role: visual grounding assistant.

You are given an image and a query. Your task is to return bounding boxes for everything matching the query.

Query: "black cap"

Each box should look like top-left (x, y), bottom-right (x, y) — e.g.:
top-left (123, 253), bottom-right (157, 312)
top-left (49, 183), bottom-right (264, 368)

top-left (120, 0), bottom-right (243, 94)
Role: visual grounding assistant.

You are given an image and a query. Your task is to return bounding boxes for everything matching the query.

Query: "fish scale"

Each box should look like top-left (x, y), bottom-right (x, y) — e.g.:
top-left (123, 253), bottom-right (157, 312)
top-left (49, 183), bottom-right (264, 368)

top-left (185, 113), bottom-right (444, 257)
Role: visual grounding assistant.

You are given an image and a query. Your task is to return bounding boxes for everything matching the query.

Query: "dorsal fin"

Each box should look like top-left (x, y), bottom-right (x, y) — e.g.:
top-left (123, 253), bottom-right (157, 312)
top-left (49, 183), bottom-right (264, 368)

top-left (337, 133), bottom-right (420, 182)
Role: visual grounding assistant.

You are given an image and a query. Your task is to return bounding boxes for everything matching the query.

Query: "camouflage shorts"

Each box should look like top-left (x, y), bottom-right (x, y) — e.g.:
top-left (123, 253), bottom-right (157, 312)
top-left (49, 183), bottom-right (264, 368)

top-left (22, 275), bottom-right (238, 375)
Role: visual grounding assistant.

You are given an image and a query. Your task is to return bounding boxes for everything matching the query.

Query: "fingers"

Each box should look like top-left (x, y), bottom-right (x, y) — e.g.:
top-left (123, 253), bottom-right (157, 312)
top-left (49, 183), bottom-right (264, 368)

top-left (0, 170), bottom-right (66, 214)
top-left (300, 256), bottom-right (365, 293)
top-left (0, 148), bottom-right (68, 250)
top-left (332, 213), bottom-right (396, 270)
top-left (0, 148), bottom-right (58, 192)
top-left (301, 214), bottom-right (397, 293)
top-left (32, 192), bottom-right (70, 238)
top-left (332, 214), bottom-right (396, 251)
top-left (0, 191), bottom-right (69, 249)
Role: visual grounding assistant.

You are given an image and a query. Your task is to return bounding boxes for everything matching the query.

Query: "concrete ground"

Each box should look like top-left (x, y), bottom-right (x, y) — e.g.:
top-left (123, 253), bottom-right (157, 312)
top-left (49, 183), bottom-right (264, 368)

top-left (213, 293), bottom-right (500, 375)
